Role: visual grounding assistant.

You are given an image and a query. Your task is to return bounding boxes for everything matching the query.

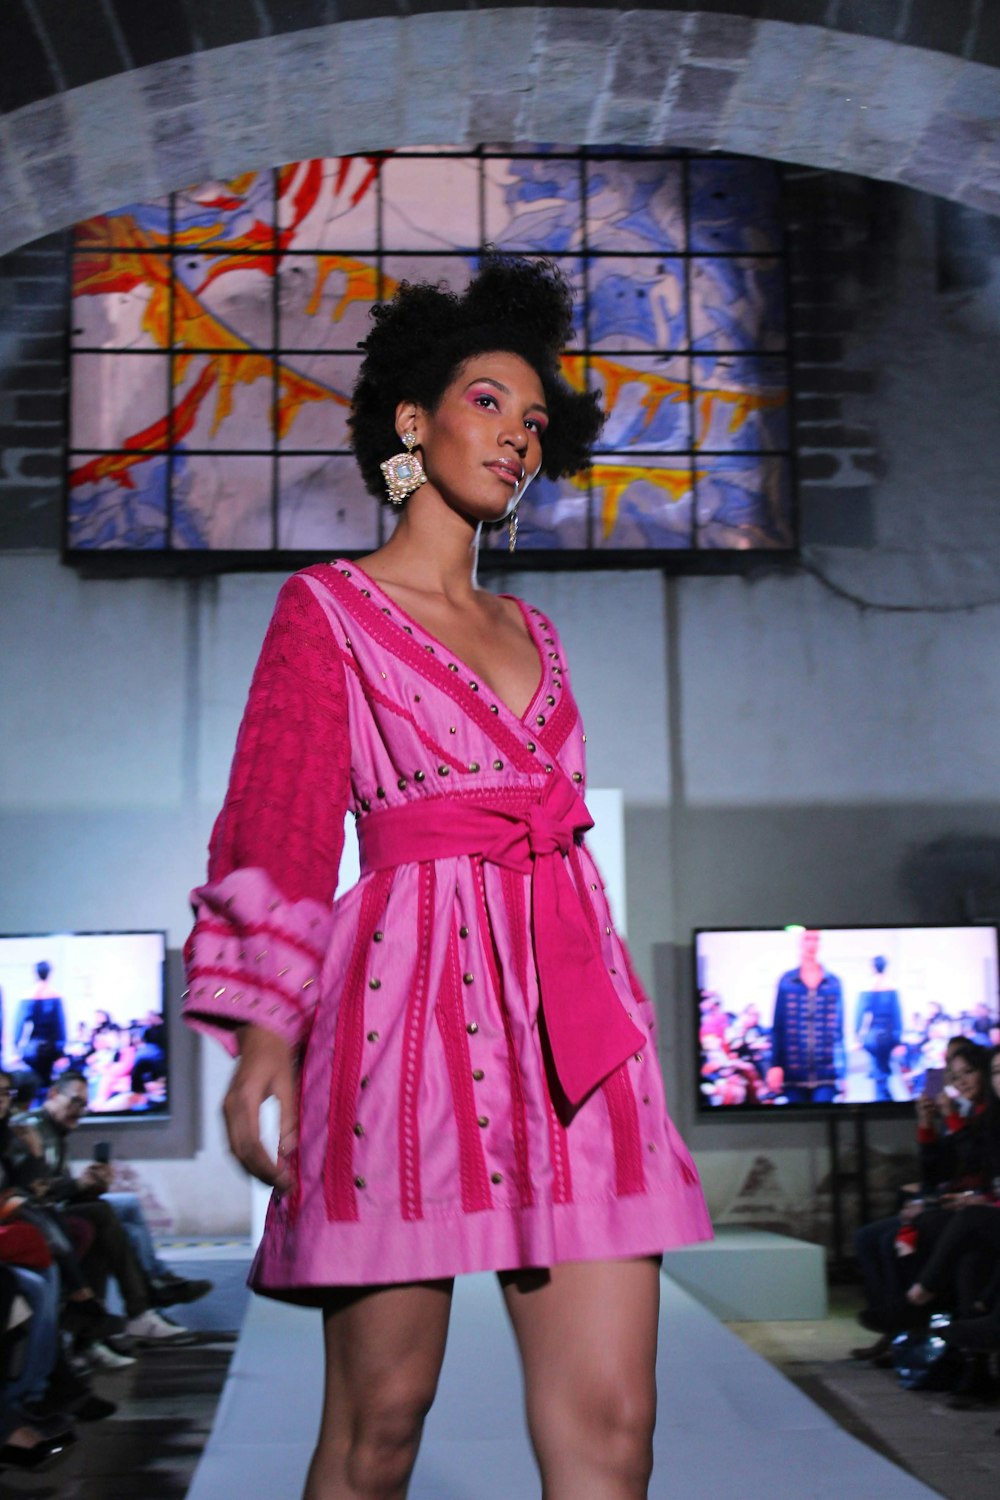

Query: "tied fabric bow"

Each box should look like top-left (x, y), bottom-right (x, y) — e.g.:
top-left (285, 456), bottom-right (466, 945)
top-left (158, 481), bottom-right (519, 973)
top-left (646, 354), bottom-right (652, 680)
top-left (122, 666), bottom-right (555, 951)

top-left (358, 775), bottom-right (646, 1105)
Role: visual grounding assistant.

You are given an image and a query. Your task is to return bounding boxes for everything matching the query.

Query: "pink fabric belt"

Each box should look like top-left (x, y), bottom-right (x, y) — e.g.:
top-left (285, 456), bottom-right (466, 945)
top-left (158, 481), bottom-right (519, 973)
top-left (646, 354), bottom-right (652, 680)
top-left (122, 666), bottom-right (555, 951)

top-left (357, 777), bottom-right (645, 1106)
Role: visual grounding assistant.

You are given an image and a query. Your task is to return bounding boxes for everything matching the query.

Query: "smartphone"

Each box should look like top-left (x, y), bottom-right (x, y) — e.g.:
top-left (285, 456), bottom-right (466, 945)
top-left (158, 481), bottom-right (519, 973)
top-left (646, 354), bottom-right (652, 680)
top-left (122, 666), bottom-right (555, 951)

top-left (92, 1141), bottom-right (113, 1165)
top-left (922, 1067), bottom-right (946, 1099)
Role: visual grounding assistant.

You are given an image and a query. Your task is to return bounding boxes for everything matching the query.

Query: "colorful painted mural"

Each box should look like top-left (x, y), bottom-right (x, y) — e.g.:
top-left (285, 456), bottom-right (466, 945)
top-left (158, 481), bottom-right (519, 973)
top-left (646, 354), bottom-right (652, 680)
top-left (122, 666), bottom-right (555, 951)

top-left (67, 151), bottom-right (792, 558)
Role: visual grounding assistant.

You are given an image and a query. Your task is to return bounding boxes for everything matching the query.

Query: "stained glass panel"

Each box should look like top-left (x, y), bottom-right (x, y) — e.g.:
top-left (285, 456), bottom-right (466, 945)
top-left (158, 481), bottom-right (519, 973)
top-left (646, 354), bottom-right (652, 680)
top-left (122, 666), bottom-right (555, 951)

top-left (67, 453), bottom-right (168, 550)
top-left (484, 157), bottom-right (583, 252)
top-left (381, 157), bottom-right (481, 250)
top-left (172, 253), bottom-right (276, 350)
top-left (688, 159), bottom-right (783, 254)
top-left (71, 253), bottom-right (166, 350)
top-left (66, 151), bottom-right (794, 563)
top-left (277, 354), bottom-right (360, 449)
top-left (71, 354), bottom-right (170, 451)
top-left (587, 257), bottom-right (687, 352)
top-left (278, 253), bottom-right (379, 350)
top-left (591, 355), bottom-right (691, 453)
top-left (586, 159), bottom-right (685, 253)
top-left (173, 353), bottom-right (275, 451)
top-left (278, 456), bottom-right (379, 550)
top-left (171, 454), bottom-right (273, 549)
top-left (695, 454), bottom-right (793, 550)
top-left (690, 257), bottom-right (785, 352)
top-left (692, 356), bottom-right (790, 452)
top-left (591, 456), bottom-right (695, 549)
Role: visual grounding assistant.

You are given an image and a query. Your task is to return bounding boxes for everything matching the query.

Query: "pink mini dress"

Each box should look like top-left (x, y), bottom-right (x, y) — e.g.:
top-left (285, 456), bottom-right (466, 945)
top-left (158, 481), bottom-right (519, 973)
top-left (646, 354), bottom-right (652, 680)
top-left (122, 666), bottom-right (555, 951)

top-left (183, 561), bottom-right (712, 1298)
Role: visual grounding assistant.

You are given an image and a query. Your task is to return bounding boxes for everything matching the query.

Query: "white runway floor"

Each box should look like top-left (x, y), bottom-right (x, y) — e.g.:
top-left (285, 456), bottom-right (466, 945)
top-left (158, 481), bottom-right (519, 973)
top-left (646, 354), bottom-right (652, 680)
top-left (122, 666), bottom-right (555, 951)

top-left (185, 1272), bottom-right (940, 1500)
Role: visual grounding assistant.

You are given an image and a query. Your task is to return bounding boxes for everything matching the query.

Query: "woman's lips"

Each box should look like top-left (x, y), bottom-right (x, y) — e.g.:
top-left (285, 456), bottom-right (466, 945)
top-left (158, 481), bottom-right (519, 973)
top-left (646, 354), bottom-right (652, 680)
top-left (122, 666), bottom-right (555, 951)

top-left (485, 462), bottom-right (522, 486)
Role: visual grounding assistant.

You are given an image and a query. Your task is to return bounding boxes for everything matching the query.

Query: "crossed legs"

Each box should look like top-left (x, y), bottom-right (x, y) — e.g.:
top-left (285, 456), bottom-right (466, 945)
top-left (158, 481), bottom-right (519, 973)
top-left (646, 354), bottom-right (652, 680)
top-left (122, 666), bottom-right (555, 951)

top-left (302, 1257), bottom-right (660, 1500)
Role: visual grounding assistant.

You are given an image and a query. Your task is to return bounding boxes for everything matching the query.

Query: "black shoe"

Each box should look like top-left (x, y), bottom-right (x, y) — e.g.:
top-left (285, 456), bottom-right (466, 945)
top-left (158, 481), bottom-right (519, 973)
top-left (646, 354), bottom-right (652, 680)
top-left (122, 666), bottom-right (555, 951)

top-left (0, 1435), bottom-right (70, 1470)
top-left (850, 1333), bottom-right (893, 1361)
top-left (13, 1403), bottom-right (75, 1441)
top-left (149, 1275), bottom-right (213, 1307)
top-left (62, 1297), bottom-right (126, 1341)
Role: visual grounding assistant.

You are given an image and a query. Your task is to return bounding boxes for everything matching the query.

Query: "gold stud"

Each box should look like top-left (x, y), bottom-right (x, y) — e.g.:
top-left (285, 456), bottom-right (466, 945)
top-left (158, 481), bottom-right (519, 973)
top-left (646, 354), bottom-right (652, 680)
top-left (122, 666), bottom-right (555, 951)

top-left (477, 1116), bottom-right (489, 1128)
top-left (361, 798), bottom-right (371, 811)
top-left (361, 1075), bottom-right (370, 1090)
top-left (526, 740), bottom-right (535, 752)
top-left (367, 1030), bottom-right (380, 1042)
top-left (473, 1068), bottom-right (485, 1081)
top-left (369, 977), bottom-right (381, 990)
top-left (493, 759), bottom-right (503, 770)
top-left (536, 714), bottom-right (545, 726)
top-left (491, 1171), bottom-right (503, 1184)
top-left (354, 1175), bottom-right (367, 1189)
top-left (572, 772), bottom-right (583, 783)
top-left (438, 766), bottom-right (450, 776)
top-left (302, 977), bottom-right (316, 989)
top-left (354, 1122), bottom-right (365, 1137)
top-left (467, 1022), bottom-right (479, 1035)
top-left (546, 695), bottom-right (555, 706)
top-left (277, 966), bottom-right (291, 977)
top-left (373, 930), bottom-right (384, 943)
top-left (459, 925), bottom-right (469, 938)
top-left (468, 762), bottom-right (479, 772)
top-left (213, 986), bottom-right (227, 999)
top-left (490, 704), bottom-right (499, 714)
top-left (449, 726), bottom-right (457, 734)
top-left (414, 770), bottom-right (425, 782)
top-left (448, 663), bottom-right (459, 672)
top-left (634, 1052), bottom-right (643, 1063)
top-left (463, 973), bottom-right (474, 985)
top-left (376, 786), bottom-right (386, 798)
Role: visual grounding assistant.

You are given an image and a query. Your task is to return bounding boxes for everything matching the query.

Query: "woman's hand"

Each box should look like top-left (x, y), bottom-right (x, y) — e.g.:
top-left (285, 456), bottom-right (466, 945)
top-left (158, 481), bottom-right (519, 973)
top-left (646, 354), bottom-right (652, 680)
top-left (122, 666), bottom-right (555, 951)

top-left (915, 1095), bottom-right (937, 1129)
top-left (223, 1025), bottom-right (297, 1191)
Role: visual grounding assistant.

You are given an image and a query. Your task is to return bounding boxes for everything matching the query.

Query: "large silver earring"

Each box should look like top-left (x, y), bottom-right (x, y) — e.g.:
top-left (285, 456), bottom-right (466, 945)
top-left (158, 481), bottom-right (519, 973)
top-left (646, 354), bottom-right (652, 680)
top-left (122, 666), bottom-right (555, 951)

top-left (508, 507), bottom-right (519, 554)
top-left (381, 431), bottom-right (426, 506)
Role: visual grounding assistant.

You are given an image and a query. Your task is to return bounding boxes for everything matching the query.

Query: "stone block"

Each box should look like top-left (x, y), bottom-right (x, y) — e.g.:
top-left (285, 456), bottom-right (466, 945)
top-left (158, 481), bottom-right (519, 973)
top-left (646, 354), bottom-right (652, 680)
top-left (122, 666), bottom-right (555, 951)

top-left (736, 22), bottom-right (823, 106)
top-left (596, 101), bottom-right (660, 146)
top-left (330, 18), bottom-right (402, 104)
top-left (536, 7), bottom-right (617, 52)
top-left (611, 16), bottom-right (686, 98)
top-left (455, 92), bottom-right (526, 145)
top-left (864, 47), bottom-right (963, 145)
top-left (688, 13), bottom-right (757, 66)
top-left (957, 184), bottom-right (1000, 218)
top-left (809, 30), bottom-right (895, 93)
top-left (780, 85), bottom-right (860, 161)
top-left (723, 103), bottom-right (788, 159)
top-left (140, 56), bottom-right (200, 111)
top-left (9, 98), bottom-right (70, 164)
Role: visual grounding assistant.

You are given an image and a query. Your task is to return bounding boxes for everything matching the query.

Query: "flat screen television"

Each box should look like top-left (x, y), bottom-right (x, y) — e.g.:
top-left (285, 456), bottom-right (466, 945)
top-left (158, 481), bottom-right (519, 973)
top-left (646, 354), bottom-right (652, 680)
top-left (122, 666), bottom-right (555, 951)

top-left (694, 925), bottom-right (1000, 1115)
top-left (0, 931), bottom-right (168, 1120)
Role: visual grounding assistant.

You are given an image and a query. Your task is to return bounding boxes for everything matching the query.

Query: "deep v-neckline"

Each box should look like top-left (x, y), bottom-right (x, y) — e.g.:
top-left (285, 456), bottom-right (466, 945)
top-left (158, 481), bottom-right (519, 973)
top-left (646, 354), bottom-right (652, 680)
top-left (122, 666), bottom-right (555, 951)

top-left (329, 560), bottom-right (547, 724)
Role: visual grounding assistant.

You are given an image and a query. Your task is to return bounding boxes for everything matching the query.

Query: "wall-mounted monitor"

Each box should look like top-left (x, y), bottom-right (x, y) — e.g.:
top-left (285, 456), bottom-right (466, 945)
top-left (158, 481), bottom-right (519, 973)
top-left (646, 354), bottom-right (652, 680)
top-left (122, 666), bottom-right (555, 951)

top-left (0, 931), bottom-right (168, 1121)
top-left (694, 925), bottom-right (999, 1116)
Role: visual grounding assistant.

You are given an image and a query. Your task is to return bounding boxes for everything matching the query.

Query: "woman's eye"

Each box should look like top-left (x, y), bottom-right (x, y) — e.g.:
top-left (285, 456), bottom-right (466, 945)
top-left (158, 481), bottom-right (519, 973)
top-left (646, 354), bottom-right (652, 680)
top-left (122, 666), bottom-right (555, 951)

top-left (474, 393), bottom-right (498, 409)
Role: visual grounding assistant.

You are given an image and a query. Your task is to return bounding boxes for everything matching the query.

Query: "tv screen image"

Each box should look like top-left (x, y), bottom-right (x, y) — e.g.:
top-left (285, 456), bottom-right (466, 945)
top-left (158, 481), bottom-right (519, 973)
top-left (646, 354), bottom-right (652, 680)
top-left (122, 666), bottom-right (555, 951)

top-left (0, 931), bottom-right (167, 1119)
top-left (695, 925), bottom-right (999, 1113)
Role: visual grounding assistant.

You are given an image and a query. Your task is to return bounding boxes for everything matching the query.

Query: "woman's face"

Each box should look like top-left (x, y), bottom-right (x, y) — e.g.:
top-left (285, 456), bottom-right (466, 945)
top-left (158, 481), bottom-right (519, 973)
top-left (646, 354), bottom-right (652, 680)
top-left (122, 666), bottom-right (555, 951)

top-left (949, 1053), bottom-right (984, 1104)
top-left (0, 1074), bottom-right (13, 1121)
top-left (409, 351), bottom-right (547, 524)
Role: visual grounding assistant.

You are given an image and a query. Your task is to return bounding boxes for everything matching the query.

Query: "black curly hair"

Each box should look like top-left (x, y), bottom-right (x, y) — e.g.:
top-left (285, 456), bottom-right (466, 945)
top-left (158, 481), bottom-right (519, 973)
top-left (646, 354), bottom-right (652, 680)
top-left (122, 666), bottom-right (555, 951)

top-left (350, 256), bottom-right (604, 502)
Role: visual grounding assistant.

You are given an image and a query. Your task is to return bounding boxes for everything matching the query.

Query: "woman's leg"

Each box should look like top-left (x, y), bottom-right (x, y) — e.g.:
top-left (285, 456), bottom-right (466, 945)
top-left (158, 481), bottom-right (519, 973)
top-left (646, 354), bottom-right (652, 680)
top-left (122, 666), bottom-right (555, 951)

top-left (501, 1257), bottom-right (660, 1500)
top-left (4, 1266), bottom-right (59, 1411)
top-left (303, 1279), bottom-right (454, 1500)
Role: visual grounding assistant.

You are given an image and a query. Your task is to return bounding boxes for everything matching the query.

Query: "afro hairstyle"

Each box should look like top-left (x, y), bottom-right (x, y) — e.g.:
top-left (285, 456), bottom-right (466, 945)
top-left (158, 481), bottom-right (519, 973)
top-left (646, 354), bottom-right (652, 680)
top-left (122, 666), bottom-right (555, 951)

top-left (350, 255), bottom-right (604, 502)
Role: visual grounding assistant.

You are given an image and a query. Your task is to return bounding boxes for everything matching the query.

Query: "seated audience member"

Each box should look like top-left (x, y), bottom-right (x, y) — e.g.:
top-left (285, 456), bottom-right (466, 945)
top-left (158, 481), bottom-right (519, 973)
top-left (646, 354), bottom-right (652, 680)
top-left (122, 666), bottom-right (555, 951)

top-left (5, 1074), bottom-right (203, 1352)
top-left (0, 1264), bottom-right (70, 1472)
top-left (852, 1040), bottom-right (992, 1359)
top-left (901, 1044), bottom-right (1000, 1404)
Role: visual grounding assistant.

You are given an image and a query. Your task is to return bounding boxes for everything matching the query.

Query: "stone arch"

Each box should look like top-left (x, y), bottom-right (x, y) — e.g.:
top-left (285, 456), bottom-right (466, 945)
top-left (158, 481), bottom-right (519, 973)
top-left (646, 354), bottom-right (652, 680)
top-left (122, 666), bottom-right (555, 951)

top-left (2, 9), bottom-right (1000, 254)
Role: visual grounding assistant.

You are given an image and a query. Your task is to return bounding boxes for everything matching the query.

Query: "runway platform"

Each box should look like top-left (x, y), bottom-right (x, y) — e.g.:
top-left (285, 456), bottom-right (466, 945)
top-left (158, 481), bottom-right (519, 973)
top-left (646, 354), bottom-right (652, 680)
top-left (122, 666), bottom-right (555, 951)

top-left (184, 1270), bottom-right (941, 1499)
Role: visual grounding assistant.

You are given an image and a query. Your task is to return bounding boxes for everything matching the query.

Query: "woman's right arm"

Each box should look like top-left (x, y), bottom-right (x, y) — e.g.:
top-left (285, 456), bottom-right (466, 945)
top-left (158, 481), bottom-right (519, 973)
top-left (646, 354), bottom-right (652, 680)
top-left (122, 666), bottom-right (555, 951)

top-left (182, 574), bottom-right (350, 1186)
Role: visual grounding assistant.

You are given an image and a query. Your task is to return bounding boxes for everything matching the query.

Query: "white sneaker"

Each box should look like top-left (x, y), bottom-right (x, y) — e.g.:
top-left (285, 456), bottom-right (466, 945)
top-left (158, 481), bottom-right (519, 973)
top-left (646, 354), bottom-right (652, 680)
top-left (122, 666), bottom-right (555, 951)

top-left (124, 1309), bottom-right (192, 1344)
top-left (87, 1340), bottom-right (137, 1370)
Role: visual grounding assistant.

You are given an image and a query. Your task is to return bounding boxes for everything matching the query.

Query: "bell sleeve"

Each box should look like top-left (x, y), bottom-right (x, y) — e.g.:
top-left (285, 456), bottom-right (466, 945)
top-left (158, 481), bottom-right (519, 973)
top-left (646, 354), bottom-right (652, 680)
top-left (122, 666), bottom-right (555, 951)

top-left (182, 573), bottom-right (350, 1055)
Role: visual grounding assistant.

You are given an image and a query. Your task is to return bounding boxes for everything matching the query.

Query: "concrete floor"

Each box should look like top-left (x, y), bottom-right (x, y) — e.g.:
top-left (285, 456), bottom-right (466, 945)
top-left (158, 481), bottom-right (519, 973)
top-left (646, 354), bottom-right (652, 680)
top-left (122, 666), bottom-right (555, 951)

top-left (728, 1284), bottom-right (999, 1500)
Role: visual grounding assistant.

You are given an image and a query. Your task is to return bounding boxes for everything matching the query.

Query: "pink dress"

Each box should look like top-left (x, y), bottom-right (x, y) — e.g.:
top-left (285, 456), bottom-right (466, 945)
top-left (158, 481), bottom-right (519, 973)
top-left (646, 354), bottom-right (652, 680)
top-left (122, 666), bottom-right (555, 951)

top-left (183, 561), bottom-right (711, 1298)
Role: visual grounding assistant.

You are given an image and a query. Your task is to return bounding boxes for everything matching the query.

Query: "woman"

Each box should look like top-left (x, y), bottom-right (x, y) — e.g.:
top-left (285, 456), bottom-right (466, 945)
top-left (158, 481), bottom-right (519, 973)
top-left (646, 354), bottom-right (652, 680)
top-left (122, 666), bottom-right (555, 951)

top-left (852, 1039), bottom-right (991, 1358)
top-left (184, 258), bottom-right (712, 1500)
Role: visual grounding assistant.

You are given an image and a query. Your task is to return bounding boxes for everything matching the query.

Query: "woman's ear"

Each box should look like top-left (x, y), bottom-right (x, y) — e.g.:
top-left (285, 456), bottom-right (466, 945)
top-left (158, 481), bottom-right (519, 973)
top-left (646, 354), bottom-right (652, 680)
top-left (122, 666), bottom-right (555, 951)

top-left (393, 399), bottom-right (420, 443)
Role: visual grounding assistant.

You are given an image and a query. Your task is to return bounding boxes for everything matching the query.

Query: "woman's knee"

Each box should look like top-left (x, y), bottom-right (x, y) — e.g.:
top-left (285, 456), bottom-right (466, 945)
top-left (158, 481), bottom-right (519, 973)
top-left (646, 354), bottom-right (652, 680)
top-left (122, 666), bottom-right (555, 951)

top-left (339, 1382), bottom-right (436, 1492)
top-left (540, 1376), bottom-right (656, 1480)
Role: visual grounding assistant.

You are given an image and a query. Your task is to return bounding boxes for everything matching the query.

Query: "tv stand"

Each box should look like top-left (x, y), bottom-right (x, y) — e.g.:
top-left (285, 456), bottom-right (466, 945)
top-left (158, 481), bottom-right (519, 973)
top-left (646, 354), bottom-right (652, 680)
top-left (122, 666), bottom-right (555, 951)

top-left (827, 1107), bottom-right (871, 1280)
